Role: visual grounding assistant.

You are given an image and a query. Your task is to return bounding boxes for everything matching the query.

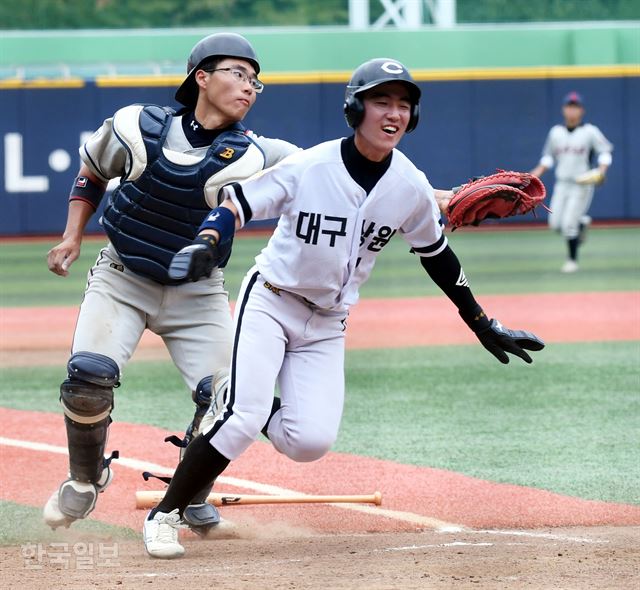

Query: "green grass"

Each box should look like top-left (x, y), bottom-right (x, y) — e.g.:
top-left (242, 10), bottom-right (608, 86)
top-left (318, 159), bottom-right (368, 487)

top-left (1, 226), bottom-right (639, 306)
top-left (1, 226), bottom-right (639, 514)
top-left (339, 342), bottom-right (640, 505)
top-left (364, 225), bottom-right (640, 297)
top-left (0, 361), bottom-right (192, 428)
top-left (2, 342), bottom-right (639, 505)
top-left (0, 502), bottom-right (136, 545)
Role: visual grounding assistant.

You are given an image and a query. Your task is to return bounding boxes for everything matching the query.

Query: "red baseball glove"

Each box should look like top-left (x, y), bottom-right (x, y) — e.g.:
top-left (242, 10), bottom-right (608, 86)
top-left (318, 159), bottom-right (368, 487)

top-left (446, 170), bottom-right (547, 230)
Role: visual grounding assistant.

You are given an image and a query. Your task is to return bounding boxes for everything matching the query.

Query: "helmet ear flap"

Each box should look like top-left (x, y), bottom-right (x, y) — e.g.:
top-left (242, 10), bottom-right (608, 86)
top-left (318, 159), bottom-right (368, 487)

top-left (344, 94), bottom-right (420, 132)
top-left (344, 94), bottom-right (365, 129)
top-left (406, 102), bottom-right (420, 133)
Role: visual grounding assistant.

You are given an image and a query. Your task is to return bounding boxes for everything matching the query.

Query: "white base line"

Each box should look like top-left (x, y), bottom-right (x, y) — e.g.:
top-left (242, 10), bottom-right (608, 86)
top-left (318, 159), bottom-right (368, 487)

top-left (470, 529), bottom-right (609, 544)
top-left (0, 436), bottom-right (462, 530)
top-left (0, 436), bottom-right (606, 544)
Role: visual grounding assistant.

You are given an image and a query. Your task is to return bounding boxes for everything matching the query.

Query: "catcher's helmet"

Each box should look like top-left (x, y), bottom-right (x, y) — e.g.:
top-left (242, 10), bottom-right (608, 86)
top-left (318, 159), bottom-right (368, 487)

top-left (175, 33), bottom-right (260, 107)
top-left (344, 58), bottom-right (421, 132)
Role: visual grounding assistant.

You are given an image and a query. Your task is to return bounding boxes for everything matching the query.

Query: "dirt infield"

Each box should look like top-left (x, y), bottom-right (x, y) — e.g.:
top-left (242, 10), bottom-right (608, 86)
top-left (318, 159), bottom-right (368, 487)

top-left (2, 526), bottom-right (638, 590)
top-left (2, 405), bottom-right (639, 589)
top-left (1, 292), bottom-right (639, 588)
top-left (1, 291), bottom-right (638, 366)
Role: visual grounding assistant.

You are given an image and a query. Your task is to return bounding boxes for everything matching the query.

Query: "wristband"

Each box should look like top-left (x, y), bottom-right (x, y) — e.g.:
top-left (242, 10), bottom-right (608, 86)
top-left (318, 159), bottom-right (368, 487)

top-left (196, 233), bottom-right (218, 249)
top-left (459, 305), bottom-right (491, 333)
top-left (69, 175), bottom-right (105, 210)
top-left (198, 206), bottom-right (236, 244)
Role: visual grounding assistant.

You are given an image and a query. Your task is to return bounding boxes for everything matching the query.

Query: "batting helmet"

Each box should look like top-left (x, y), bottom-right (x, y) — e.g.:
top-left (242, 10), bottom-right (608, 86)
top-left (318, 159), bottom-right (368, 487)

top-left (344, 58), bottom-right (421, 132)
top-left (175, 33), bottom-right (260, 107)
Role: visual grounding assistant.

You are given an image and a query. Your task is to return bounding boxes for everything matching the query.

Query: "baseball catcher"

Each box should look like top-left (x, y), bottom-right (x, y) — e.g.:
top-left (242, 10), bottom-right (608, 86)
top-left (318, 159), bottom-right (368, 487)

top-left (446, 170), bottom-right (548, 230)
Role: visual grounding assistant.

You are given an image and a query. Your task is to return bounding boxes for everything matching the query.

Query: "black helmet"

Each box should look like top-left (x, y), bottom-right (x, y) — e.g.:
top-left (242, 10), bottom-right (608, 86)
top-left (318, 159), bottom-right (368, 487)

top-left (344, 58), bottom-right (421, 132)
top-left (175, 33), bottom-right (260, 107)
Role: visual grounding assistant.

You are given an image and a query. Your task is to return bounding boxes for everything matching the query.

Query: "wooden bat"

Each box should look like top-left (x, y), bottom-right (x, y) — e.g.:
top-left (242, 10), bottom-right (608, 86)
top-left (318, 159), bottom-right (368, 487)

top-left (135, 490), bottom-right (382, 509)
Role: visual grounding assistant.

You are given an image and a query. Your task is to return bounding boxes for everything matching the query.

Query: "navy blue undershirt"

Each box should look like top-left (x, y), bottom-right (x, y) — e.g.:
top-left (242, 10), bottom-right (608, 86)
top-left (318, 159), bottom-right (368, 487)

top-left (181, 111), bottom-right (224, 148)
top-left (340, 135), bottom-right (392, 195)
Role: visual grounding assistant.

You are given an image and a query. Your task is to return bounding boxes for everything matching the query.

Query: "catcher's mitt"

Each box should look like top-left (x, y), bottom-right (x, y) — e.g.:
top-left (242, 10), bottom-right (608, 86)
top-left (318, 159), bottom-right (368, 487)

top-left (446, 170), bottom-right (547, 230)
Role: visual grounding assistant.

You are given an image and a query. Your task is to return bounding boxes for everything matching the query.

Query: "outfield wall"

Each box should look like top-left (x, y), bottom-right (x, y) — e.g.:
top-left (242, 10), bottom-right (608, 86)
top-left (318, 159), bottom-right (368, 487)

top-left (1, 21), bottom-right (639, 235)
top-left (2, 24), bottom-right (639, 75)
top-left (1, 69), bottom-right (638, 235)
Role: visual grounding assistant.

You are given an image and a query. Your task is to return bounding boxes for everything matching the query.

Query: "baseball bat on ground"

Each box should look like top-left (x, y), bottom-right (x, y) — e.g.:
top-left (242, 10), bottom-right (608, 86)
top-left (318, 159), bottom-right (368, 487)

top-left (135, 490), bottom-right (382, 509)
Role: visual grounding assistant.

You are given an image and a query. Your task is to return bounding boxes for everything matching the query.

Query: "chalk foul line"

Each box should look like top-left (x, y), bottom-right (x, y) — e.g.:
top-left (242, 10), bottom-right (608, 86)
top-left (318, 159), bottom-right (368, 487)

top-left (0, 436), bottom-right (608, 544)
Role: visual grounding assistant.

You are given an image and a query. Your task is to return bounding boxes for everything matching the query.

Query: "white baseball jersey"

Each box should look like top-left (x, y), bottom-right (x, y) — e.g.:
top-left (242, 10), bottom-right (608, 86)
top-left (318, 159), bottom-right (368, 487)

top-left (538, 123), bottom-right (613, 182)
top-left (207, 137), bottom-right (447, 464)
top-left (223, 138), bottom-right (447, 311)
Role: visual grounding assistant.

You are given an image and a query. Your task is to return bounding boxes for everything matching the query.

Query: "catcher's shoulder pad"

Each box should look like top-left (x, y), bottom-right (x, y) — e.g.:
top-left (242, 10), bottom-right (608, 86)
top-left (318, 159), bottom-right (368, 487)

top-left (112, 105), bottom-right (148, 182)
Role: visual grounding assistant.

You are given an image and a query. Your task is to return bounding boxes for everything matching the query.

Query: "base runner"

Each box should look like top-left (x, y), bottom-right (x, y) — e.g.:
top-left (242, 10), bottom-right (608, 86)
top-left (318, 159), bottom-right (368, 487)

top-left (142, 57), bottom-right (545, 559)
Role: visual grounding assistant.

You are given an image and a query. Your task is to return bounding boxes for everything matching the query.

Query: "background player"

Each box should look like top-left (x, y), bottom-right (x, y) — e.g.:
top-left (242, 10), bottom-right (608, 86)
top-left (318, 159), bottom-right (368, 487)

top-left (43, 32), bottom-right (301, 535)
top-left (141, 57), bottom-right (544, 559)
top-left (530, 91), bottom-right (613, 273)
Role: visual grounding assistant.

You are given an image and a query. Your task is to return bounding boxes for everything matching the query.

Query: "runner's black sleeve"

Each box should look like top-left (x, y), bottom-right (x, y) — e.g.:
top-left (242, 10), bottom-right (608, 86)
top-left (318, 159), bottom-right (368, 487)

top-left (419, 245), bottom-right (491, 331)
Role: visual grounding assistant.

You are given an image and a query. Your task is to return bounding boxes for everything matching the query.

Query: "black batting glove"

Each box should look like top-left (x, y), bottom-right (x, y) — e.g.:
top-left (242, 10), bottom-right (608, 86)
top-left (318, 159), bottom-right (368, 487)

top-left (475, 318), bottom-right (545, 364)
top-left (168, 235), bottom-right (220, 282)
top-left (460, 307), bottom-right (544, 364)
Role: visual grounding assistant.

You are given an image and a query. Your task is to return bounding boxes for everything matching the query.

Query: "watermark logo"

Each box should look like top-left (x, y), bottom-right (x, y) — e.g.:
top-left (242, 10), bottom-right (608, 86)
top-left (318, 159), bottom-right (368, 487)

top-left (21, 542), bottom-right (120, 570)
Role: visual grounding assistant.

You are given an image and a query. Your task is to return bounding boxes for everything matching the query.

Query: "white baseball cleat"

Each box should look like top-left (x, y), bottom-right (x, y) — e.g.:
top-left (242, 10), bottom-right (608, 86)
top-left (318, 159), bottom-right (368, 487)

top-left (43, 467), bottom-right (113, 529)
top-left (561, 260), bottom-right (579, 273)
top-left (143, 509), bottom-right (186, 559)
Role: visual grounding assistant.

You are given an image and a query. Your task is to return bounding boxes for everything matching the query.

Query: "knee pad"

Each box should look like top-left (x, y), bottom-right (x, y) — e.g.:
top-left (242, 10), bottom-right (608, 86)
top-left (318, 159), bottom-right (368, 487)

top-left (193, 375), bottom-right (214, 412)
top-left (67, 351), bottom-right (120, 388)
top-left (173, 375), bottom-right (215, 461)
top-left (187, 375), bottom-right (214, 439)
top-left (60, 352), bottom-right (119, 482)
top-left (61, 352), bottom-right (118, 424)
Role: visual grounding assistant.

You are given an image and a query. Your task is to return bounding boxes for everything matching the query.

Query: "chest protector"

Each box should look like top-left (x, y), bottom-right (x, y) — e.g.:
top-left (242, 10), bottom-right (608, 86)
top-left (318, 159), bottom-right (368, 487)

top-left (102, 105), bottom-right (264, 284)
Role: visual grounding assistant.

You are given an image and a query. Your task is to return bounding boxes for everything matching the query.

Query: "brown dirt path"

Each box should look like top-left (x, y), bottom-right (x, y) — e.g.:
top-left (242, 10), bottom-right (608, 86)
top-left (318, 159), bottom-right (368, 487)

top-left (1, 291), bottom-right (638, 366)
top-left (2, 407), bottom-right (640, 534)
top-left (2, 290), bottom-right (640, 588)
top-left (2, 406), bottom-right (640, 590)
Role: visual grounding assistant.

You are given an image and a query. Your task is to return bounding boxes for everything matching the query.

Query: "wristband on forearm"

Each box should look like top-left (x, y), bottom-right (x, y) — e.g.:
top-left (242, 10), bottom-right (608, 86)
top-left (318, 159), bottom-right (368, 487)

top-left (459, 305), bottom-right (491, 333)
top-left (196, 233), bottom-right (218, 249)
top-left (198, 206), bottom-right (236, 244)
top-left (69, 175), bottom-right (105, 210)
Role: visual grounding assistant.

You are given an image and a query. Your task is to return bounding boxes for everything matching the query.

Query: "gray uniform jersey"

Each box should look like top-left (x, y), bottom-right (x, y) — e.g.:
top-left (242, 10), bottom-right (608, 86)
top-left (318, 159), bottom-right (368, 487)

top-left (81, 113), bottom-right (299, 185)
top-left (538, 123), bottom-right (613, 239)
top-left (538, 123), bottom-right (613, 182)
top-left (73, 108), bottom-right (299, 390)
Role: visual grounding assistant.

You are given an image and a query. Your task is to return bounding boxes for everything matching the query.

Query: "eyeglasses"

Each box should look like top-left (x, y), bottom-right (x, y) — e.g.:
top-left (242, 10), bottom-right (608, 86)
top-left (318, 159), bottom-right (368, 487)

top-left (205, 67), bottom-right (264, 93)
